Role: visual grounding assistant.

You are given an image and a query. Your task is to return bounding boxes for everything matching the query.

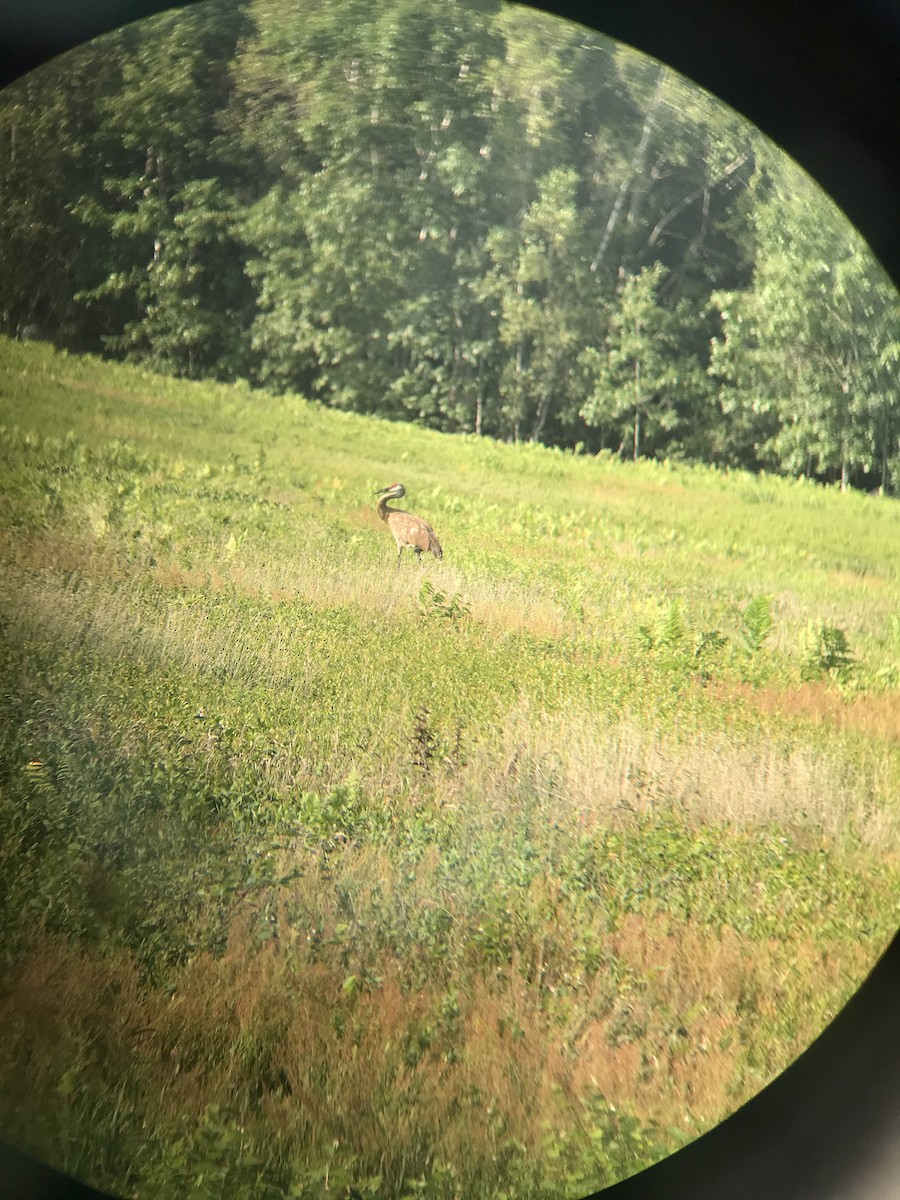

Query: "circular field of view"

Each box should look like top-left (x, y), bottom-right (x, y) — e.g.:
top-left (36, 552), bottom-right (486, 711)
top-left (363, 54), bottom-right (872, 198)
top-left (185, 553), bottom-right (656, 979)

top-left (1, 2), bottom-right (898, 1198)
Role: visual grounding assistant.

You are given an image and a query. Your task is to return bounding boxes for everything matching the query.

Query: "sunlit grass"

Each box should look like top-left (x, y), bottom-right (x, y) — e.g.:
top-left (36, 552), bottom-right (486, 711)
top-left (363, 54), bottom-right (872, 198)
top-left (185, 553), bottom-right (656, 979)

top-left (0, 335), bottom-right (898, 1198)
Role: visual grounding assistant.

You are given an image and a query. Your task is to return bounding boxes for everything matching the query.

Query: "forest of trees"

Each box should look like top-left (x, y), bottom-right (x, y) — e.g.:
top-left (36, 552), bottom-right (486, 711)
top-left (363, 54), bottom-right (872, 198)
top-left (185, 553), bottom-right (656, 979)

top-left (1, 0), bottom-right (899, 491)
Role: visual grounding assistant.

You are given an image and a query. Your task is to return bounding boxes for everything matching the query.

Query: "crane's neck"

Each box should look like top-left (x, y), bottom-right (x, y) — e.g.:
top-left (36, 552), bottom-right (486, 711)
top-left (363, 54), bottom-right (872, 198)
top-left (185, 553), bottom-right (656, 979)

top-left (377, 495), bottom-right (404, 522)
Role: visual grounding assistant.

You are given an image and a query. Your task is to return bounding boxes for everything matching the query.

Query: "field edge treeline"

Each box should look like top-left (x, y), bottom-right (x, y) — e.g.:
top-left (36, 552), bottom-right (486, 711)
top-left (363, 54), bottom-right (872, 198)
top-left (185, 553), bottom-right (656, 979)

top-left (1, 0), bottom-right (899, 492)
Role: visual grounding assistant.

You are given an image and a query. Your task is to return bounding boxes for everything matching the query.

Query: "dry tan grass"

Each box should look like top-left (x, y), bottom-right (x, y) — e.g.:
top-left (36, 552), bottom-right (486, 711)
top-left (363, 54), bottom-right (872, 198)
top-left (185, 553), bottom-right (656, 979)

top-left (230, 544), bottom-right (573, 643)
top-left (720, 678), bottom-right (900, 744)
top-left (560, 910), bottom-right (875, 1131)
top-left (3, 552), bottom-right (895, 852)
top-left (0, 906), bottom-right (872, 1193)
top-left (451, 701), bottom-right (899, 849)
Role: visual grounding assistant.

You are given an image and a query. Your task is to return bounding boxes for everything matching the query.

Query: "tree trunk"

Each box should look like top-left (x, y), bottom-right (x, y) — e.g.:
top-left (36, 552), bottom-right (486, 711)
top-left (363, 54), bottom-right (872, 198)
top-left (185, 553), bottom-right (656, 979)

top-left (531, 383), bottom-right (552, 443)
top-left (632, 346), bottom-right (642, 461)
top-left (881, 410), bottom-right (889, 493)
top-left (591, 65), bottom-right (666, 274)
top-left (474, 360), bottom-right (483, 436)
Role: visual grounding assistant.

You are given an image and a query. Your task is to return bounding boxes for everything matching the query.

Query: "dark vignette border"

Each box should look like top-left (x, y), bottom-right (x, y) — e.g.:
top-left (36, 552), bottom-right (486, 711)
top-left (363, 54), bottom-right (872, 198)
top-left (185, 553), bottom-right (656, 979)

top-left (0, 2), bottom-right (898, 1198)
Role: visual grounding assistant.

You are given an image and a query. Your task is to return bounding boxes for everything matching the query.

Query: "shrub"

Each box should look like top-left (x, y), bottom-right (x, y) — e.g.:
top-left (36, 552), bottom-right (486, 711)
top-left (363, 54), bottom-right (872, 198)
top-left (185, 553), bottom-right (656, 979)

top-left (740, 594), bottom-right (774, 653)
top-left (801, 622), bottom-right (855, 681)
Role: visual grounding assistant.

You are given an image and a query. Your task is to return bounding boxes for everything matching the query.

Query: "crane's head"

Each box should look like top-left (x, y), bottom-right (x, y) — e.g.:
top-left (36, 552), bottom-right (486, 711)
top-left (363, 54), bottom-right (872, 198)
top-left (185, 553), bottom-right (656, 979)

top-left (374, 482), bottom-right (406, 498)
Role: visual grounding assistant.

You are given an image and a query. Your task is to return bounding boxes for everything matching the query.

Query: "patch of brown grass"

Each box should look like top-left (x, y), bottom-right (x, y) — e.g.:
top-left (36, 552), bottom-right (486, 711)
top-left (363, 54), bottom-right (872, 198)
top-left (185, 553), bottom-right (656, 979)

top-left (0, 891), bottom-right (881, 1198)
top-left (561, 911), bottom-right (872, 1133)
top-left (451, 702), bottom-right (898, 849)
top-left (562, 915), bottom-right (745, 1129)
top-left (826, 567), bottom-right (887, 591)
top-left (721, 679), bottom-right (900, 744)
top-left (151, 560), bottom-right (230, 593)
top-left (0, 529), bottom-right (121, 579)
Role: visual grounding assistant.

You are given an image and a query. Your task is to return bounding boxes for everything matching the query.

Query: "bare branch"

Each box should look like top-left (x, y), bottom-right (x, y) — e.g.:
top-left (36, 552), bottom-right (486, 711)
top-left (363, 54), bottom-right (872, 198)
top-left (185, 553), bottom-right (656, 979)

top-left (647, 151), bottom-right (749, 248)
top-left (590, 64), bottom-right (667, 274)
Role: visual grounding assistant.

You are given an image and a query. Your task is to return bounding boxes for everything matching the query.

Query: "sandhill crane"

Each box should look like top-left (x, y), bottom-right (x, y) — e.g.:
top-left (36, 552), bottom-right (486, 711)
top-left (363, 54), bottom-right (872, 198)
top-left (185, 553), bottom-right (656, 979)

top-left (374, 482), bottom-right (443, 567)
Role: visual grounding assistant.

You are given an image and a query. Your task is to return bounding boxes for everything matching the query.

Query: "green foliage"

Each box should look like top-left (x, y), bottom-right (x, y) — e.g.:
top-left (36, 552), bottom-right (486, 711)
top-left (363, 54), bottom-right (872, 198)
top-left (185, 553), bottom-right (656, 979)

top-left (591, 809), bottom-right (889, 941)
top-left (132, 1106), bottom-right (291, 1200)
top-left (633, 598), bottom-right (731, 685)
top-left (801, 623), bottom-right (856, 682)
top-left (0, 338), bottom-right (898, 1200)
top-left (580, 264), bottom-right (712, 460)
top-left (418, 580), bottom-right (471, 621)
top-left (537, 1091), bottom-right (667, 1198)
top-left (740, 593), bottom-right (774, 652)
top-left (297, 782), bottom-right (388, 848)
top-left (2, 0), bottom-right (897, 486)
top-left (710, 151), bottom-right (900, 489)
top-left (485, 166), bottom-right (593, 443)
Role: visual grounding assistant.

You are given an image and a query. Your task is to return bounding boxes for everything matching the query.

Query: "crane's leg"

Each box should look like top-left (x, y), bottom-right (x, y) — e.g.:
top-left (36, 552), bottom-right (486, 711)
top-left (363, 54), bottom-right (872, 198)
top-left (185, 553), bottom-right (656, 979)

top-left (396, 545), bottom-right (403, 568)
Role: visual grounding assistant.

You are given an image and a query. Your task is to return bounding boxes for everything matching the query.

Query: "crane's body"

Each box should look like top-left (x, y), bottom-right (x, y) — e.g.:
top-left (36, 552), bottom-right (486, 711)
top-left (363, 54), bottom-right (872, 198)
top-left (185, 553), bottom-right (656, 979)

top-left (374, 483), bottom-right (442, 567)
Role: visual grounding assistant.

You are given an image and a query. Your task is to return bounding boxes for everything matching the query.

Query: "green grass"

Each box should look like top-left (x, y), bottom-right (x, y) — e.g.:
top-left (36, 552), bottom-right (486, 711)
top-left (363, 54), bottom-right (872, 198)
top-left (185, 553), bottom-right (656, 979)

top-left (0, 335), bottom-right (898, 1198)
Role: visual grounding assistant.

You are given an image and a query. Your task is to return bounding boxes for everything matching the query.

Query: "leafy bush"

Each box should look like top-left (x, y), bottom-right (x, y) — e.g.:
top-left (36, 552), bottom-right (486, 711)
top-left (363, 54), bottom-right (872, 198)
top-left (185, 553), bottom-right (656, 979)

top-left (132, 1106), bottom-right (291, 1200)
top-left (418, 580), bottom-right (471, 621)
top-left (740, 594), bottom-right (774, 652)
top-left (537, 1091), bottom-right (668, 1199)
top-left (801, 622), bottom-right (855, 681)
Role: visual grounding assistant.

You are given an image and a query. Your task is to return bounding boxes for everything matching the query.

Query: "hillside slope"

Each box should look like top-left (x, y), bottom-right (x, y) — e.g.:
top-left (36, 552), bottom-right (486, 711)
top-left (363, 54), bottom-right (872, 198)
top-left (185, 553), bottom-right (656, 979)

top-left (0, 337), bottom-right (898, 1198)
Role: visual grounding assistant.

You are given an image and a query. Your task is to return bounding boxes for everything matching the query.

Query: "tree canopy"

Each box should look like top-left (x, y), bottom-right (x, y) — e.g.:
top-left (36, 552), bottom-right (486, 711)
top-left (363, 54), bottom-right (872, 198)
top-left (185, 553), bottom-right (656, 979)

top-left (1, 0), bottom-right (898, 490)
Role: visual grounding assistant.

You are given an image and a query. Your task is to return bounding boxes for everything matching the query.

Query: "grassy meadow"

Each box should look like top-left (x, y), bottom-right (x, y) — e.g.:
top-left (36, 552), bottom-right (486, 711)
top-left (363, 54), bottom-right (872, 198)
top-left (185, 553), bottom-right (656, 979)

top-left (0, 335), bottom-right (898, 1198)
